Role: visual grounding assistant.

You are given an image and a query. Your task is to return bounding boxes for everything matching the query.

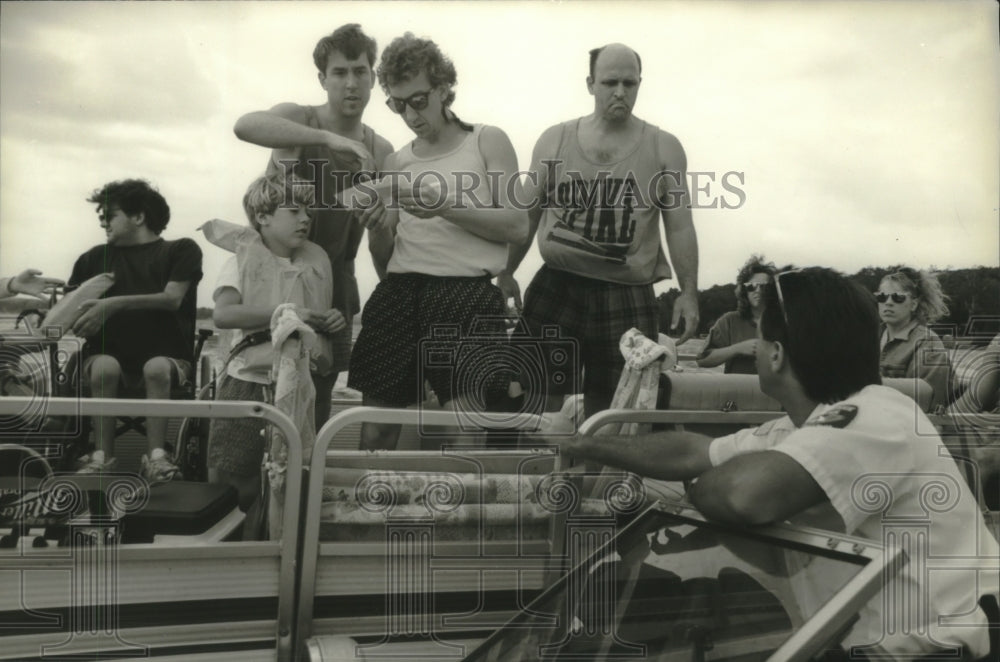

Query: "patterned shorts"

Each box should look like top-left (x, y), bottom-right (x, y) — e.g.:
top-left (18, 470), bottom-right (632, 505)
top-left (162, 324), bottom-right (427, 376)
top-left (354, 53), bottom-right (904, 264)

top-left (348, 273), bottom-right (510, 407)
top-left (521, 265), bottom-right (658, 412)
top-left (207, 374), bottom-right (269, 477)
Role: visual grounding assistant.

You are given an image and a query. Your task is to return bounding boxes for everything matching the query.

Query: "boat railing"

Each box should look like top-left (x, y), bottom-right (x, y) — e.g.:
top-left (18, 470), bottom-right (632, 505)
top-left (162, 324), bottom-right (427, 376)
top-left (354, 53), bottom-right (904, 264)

top-left (0, 396), bottom-right (304, 662)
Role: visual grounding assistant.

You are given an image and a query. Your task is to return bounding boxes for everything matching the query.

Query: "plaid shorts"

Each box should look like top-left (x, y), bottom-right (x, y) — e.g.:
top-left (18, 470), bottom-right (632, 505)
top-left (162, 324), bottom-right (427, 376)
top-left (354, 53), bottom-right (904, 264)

top-left (207, 374), bottom-right (268, 477)
top-left (521, 265), bottom-right (658, 412)
top-left (348, 273), bottom-right (510, 407)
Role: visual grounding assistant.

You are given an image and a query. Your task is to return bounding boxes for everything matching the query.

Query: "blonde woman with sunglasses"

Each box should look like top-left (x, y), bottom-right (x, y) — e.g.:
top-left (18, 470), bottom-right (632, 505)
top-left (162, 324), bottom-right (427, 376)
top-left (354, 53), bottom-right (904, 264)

top-left (876, 266), bottom-right (952, 410)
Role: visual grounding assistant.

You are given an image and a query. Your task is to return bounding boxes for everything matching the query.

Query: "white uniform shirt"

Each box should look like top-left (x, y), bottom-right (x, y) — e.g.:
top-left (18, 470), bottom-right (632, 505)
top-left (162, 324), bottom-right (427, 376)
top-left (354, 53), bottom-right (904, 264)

top-left (709, 384), bottom-right (999, 658)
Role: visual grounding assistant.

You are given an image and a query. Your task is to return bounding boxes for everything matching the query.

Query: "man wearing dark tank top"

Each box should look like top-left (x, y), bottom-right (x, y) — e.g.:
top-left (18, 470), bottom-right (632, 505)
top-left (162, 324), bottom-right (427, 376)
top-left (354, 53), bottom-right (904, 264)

top-left (234, 23), bottom-right (393, 427)
top-left (502, 43), bottom-right (700, 418)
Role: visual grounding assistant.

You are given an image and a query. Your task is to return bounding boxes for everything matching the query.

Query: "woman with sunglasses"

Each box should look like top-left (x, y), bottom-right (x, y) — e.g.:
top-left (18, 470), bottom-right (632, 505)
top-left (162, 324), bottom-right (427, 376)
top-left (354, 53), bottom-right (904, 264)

top-left (347, 33), bottom-right (527, 449)
top-left (696, 255), bottom-right (776, 373)
top-left (876, 266), bottom-right (952, 410)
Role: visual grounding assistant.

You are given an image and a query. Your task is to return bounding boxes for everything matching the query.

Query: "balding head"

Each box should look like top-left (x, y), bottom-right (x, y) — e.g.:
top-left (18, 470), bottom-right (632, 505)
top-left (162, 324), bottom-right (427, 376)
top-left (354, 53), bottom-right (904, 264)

top-left (588, 43), bottom-right (642, 79)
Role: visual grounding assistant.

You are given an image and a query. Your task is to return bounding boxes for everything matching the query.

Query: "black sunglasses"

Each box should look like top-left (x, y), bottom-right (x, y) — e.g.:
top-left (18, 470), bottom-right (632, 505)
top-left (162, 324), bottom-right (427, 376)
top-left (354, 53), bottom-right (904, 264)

top-left (743, 282), bottom-right (768, 293)
top-left (874, 292), bottom-right (909, 304)
top-left (385, 90), bottom-right (432, 114)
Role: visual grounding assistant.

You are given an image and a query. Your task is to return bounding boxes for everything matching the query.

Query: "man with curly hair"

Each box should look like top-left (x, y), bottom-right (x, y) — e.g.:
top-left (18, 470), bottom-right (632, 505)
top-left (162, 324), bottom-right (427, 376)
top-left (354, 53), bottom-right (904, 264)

top-left (234, 24), bottom-right (393, 427)
top-left (69, 179), bottom-right (202, 480)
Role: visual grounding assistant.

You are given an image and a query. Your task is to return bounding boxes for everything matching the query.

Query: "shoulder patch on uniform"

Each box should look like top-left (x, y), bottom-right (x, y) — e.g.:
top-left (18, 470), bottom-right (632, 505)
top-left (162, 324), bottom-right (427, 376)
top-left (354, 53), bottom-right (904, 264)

top-left (806, 405), bottom-right (858, 429)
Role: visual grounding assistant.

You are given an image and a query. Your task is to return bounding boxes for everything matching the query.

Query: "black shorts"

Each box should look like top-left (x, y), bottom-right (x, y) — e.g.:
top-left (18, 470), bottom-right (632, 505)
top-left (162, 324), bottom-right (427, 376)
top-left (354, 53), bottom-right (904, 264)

top-left (348, 273), bottom-right (510, 408)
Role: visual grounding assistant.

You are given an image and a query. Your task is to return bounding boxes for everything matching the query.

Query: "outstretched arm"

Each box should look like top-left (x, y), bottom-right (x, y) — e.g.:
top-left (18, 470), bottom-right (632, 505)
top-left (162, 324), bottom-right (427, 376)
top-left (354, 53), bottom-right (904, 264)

top-left (0, 269), bottom-right (63, 300)
top-left (553, 429), bottom-right (714, 481)
top-left (657, 131), bottom-right (699, 344)
top-left (234, 103), bottom-right (374, 173)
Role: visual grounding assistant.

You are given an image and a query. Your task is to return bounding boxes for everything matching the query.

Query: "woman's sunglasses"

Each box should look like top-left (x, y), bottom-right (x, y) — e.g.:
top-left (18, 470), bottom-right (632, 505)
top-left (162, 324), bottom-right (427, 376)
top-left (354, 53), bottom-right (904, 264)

top-left (742, 282), bottom-right (768, 293)
top-left (874, 292), bottom-right (909, 304)
top-left (385, 90), bottom-right (431, 114)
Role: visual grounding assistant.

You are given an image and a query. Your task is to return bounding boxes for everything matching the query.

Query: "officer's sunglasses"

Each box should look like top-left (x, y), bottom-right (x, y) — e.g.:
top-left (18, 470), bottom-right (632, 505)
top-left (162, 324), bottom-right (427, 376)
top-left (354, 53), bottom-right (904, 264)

top-left (773, 269), bottom-right (804, 328)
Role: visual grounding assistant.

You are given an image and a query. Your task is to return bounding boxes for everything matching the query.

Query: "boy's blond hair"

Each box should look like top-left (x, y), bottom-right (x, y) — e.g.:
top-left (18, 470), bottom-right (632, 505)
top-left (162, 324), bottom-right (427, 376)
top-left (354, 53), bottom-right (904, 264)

top-left (242, 173), bottom-right (316, 231)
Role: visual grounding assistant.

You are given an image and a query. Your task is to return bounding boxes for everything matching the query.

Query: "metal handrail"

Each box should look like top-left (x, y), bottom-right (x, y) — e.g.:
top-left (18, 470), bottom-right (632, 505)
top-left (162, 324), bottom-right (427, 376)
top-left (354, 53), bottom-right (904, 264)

top-left (0, 396), bottom-right (303, 662)
top-left (297, 407), bottom-right (550, 650)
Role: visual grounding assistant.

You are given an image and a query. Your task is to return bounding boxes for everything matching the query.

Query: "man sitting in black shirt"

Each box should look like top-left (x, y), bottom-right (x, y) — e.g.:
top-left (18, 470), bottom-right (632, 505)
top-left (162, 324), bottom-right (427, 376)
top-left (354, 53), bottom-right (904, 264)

top-left (68, 179), bottom-right (202, 481)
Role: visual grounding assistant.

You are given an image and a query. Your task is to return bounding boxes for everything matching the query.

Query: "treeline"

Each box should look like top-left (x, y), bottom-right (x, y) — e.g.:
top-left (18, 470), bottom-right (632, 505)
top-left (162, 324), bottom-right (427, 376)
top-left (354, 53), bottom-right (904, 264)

top-left (658, 266), bottom-right (1000, 339)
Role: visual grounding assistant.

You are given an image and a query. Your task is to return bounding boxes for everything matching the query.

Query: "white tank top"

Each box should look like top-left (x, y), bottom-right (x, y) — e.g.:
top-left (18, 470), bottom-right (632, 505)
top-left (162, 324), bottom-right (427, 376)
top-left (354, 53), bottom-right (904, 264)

top-left (387, 124), bottom-right (508, 277)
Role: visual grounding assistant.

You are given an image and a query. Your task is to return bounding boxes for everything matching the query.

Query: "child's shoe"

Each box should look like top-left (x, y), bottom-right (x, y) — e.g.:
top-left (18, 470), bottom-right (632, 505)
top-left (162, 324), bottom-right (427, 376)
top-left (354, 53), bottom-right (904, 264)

top-left (140, 448), bottom-right (182, 483)
top-left (75, 450), bottom-right (117, 474)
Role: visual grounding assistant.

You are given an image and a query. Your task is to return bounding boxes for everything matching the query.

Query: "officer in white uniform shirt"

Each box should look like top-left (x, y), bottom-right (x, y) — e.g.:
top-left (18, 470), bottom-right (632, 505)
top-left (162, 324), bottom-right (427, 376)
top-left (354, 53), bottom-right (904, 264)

top-left (555, 266), bottom-right (999, 660)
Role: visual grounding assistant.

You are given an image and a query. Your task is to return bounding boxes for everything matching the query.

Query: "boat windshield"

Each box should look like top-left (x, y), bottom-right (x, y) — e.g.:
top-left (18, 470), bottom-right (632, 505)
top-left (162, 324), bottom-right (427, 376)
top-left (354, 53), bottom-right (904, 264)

top-left (463, 501), bottom-right (882, 662)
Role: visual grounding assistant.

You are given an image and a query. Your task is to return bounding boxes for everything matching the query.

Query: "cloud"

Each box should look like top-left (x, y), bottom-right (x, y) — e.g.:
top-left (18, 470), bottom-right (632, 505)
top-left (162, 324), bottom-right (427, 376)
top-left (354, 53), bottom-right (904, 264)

top-left (1, 3), bottom-right (224, 133)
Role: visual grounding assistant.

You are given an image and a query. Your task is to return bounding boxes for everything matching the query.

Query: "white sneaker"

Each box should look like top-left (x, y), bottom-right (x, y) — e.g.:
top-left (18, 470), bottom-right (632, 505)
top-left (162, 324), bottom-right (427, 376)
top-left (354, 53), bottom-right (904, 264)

top-left (75, 450), bottom-right (117, 474)
top-left (141, 448), bottom-right (182, 483)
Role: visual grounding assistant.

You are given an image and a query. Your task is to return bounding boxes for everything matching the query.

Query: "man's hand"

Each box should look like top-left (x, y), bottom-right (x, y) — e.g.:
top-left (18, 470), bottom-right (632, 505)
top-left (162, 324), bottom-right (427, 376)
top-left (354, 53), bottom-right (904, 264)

top-left (10, 269), bottom-right (63, 299)
top-left (355, 196), bottom-right (388, 232)
top-left (496, 271), bottom-right (522, 313)
top-left (72, 299), bottom-right (112, 338)
top-left (325, 133), bottom-right (375, 172)
top-left (670, 290), bottom-right (700, 346)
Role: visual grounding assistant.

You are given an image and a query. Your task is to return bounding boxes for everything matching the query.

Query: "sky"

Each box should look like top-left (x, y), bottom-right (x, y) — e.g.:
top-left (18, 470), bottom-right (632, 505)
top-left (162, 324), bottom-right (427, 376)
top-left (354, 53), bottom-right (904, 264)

top-left (1, 0), bottom-right (997, 311)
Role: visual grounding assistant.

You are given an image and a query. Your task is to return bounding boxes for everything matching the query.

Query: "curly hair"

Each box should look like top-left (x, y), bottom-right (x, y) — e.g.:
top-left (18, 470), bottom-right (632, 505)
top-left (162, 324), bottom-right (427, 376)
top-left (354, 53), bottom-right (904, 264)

top-left (734, 254), bottom-right (777, 319)
top-left (87, 179), bottom-right (170, 235)
top-left (377, 33), bottom-right (458, 107)
top-left (242, 172), bottom-right (316, 232)
top-left (881, 266), bottom-right (949, 325)
top-left (313, 24), bottom-right (377, 72)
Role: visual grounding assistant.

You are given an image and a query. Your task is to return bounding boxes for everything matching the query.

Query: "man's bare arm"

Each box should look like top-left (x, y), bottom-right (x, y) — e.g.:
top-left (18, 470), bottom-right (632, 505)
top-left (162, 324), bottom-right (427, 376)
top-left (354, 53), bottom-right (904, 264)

top-left (555, 429), bottom-right (714, 481)
top-left (657, 131), bottom-right (699, 344)
top-left (689, 451), bottom-right (826, 525)
top-left (234, 103), bottom-right (374, 171)
top-left (72, 280), bottom-right (192, 338)
top-left (496, 125), bottom-right (560, 308)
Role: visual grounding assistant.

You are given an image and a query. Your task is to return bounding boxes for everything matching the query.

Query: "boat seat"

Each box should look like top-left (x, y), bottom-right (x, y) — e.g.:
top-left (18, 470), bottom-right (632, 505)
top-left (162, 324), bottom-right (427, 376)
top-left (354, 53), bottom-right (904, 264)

top-left (661, 373), bottom-right (933, 412)
top-left (120, 480), bottom-right (241, 544)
